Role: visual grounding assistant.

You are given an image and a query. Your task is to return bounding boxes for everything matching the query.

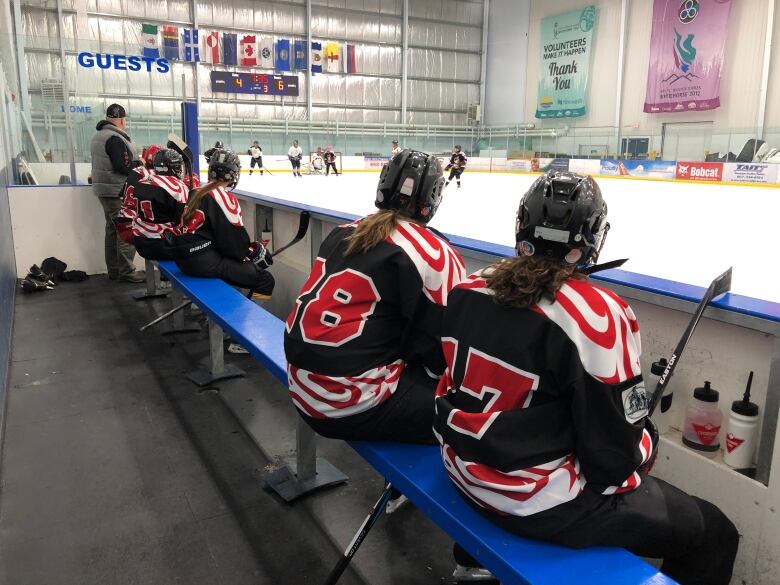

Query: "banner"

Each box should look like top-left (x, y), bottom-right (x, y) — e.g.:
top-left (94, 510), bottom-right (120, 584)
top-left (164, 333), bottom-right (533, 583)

top-left (644, 0), bottom-right (732, 113)
top-left (722, 162), bottom-right (778, 184)
top-left (343, 44), bottom-right (356, 73)
top-left (141, 24), bottom-right (159, 59)
top-left (675, 161), bottom-right (723, 181)
top-left (276, 39), bottom-right (291, 71)
top-left (162, 26), bottom-right (179, 60)
top-left (259, 37), bottom-right (274, 69)
top-left (203, 31), bottom-right (219, 64)
top-left (293, 40), bottom-right (307, 70)
top-left (535, 6), bottom-right (595, 118)
top-left (600, 159), bottom-right (677, 179)
top-left (311, 41), bottom-right (323, 73)
top-left (182, 29), bottom-right (199, 62)
top-left (325, 42), bottom-right (340, 72)
top-left (240, 35), bottom-right (257, 66)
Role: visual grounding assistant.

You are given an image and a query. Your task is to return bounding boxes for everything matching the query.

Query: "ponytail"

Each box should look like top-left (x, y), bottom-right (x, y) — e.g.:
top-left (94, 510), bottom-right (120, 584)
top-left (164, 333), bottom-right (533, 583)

top-left (344, 209), bottom-right (405, 255)
top-left (182, 179), bottom-right (224, 225)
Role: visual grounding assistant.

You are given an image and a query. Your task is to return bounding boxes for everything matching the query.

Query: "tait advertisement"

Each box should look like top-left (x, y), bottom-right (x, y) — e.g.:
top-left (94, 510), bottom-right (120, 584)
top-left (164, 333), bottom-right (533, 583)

top-left (722, 163), bottom-right (778, 184)
top-left (600, 159), bottom-right (677, 179)
top-left (675, 161), bottom-right (723, 181)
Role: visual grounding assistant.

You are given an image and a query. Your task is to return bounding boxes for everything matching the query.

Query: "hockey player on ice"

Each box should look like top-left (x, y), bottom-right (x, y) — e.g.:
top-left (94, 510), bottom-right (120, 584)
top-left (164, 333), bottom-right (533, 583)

top-left (433, 170), bottom-right (738, 584)
top-left (288, 140), bottom-right (303, 177)
top-left (284, 149), bottom-right (465, 512)
top-left (116, 147), bottom-right (188, 261)
top-left (323, 146), bottom-right (339, 176)
top-left (204, 140), bottom-right (223, 164)
top-left (444, 144), bottom-right (467, 188)
top-left (248, 141), bottom-right (264, 176)
top-left (391, 139), bottom-right (402, 156)
top-left (309, 148), bottom-right (325, 175)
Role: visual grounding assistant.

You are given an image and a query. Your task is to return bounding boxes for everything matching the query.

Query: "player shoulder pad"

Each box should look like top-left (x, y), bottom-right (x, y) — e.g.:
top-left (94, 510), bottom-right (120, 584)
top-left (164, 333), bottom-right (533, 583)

top-left (534, 278), bottom-right (641, 384)
top-left (385, 220), bottom-right (466, 305)
top-left (149, 174), bottom-right (189, 202)
top-left (209, 186), bottom-right (244, 227)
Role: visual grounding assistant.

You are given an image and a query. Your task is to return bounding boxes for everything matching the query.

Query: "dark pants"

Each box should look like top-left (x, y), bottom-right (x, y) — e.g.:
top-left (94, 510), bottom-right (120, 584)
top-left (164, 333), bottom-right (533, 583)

top-left (447, 167), bottom-right (464, 182)
top-left (325, 162), bottom-right (338, 176)
top-left (99, 196), bottom-right (137, 277)
top-left (456, 476), bottom-right (738, 585)
top-left (134, 237), bottom-right (175, 261)
top-left (250, 157), bottom-right (263, 174)
top-left (290, 159), bottom-right (301, 174)
top-left (175, 248), bottom-right (275, 296)
top-left (301, 365), bottom-right (438, 444)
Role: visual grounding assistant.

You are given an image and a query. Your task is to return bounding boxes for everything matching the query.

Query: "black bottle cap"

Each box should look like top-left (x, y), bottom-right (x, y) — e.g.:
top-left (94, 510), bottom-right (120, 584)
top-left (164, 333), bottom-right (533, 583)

top-left (732, 371), bottom-right (758, 416)
top-left (693, 381), bottom-right (719, 403)
top-left (651, 358), bottom-right (668, 376)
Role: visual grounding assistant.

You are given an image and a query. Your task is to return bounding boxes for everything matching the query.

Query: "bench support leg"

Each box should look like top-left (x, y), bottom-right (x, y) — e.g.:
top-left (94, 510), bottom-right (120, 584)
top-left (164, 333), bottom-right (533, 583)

top-left (186, 319), bottom-right (244, 386)
top-left (133, 259), bottom-right (170, 300)
top-left (265, 418), bottom-right (348, 502)
top-left (161, 289), bottom-right (201, 335)
top-left (322, 483), bottom-right (394, 585)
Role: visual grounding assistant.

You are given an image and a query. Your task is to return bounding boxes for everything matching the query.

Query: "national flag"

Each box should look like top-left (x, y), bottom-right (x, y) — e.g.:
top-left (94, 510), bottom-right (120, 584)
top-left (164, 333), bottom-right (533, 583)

top-left (259, 37), bottom-right (274, 68)
top-left (311, 41), bottom-right (323, 74)
top-left (222, 33), bottom-right (237, 65)
top-left (343, 43), bottom-right (356, 73)
top-left (162, 26), bottom-right (179, 60)
top-left (183, 28), bottom-right (199, 62)
top-left (276, 39), bottom-right (291, 71)
top-left (325, 42), bottom-right (340, 73)
top-left (240, 35), bottom-right (257, 66)
top-left (141, 24), bottom-right (159, 59)
top-left (293, 40), bottom-right (307, 70)
top-left (203, 31), bottom-right (219, 64)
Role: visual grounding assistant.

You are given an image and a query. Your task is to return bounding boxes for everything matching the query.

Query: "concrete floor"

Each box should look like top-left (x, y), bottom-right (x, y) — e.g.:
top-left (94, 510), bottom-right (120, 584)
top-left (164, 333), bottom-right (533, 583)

top-left (0, 276), bottom-right (452, 585)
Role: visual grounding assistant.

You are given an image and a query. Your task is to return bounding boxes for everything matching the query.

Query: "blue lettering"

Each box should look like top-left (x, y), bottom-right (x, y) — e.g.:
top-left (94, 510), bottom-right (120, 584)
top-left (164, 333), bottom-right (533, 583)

top-left (96, 54), bottom-right (112, 69)
top-left (77, 52), bottom-right (94, 68)
top-left (140, 56), bottom-right (155, 72)
top-left (113, 55), bottom-right (127, 70)
top-left (156, 58), bottom-right (170, 74)
top-left (127, 55), bottom-right (142, 72)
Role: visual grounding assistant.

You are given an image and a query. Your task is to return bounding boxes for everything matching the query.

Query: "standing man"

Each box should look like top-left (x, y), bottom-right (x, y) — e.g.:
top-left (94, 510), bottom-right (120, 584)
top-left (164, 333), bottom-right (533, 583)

top-left (391, 140), bottom-right (402, 156)
top-left (288, 140), bottom-right (303, 177)
top-left (248, 141), bottom-right (263, 176)
top-left (90, 103), bottom-right (144, 282)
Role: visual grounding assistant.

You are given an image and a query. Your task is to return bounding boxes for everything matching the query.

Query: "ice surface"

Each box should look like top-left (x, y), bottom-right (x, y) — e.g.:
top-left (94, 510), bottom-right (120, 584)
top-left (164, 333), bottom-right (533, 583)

top-left (231, 172), bottom-right (780, 303)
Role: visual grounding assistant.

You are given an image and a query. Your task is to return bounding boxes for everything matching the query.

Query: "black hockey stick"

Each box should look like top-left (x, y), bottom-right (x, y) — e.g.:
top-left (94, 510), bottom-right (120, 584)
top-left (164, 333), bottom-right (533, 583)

top-left (140, 300), bottom-right (192, 332)
top-left (580, 258), bottom-right (629, 275)
top-left (167, 132), bottom-right (195, 186)
top-left (322, 482), bottom-right (395, 585)
top-left (270, 211), bottom-right (310, 258)
top-left (261, 165), bottom-right (274, 176)
top-left (648, 267), bottom-right (733, 416)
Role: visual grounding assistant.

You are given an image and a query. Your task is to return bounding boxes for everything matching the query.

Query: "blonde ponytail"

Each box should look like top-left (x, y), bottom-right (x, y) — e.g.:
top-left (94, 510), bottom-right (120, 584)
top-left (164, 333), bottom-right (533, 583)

top-left (182, 179), bottom-right (224, 225)
top-left (344, 210), bottom-right (403, 255)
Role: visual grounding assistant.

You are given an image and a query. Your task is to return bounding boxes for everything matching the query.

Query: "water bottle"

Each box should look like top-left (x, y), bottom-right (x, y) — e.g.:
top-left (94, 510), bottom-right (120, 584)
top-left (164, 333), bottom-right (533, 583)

top-left (682, 381), bottom-right (722, 458)
top-left (724, 371), bottom-right (759, 469)
top-left (648, 357), bottom-right (672, 434)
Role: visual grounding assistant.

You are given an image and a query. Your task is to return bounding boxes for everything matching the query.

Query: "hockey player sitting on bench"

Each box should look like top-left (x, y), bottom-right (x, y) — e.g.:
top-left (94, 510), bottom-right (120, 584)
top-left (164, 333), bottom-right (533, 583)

top-left (433, 170), bottom-right (739, 585)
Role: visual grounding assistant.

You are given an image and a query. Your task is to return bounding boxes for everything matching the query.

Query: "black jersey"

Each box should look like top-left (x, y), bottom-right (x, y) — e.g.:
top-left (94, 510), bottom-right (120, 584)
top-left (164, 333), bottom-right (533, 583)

top-left (170, 187), bottom-right (250, 261)
top-left (448, 152), bottom-right (467, 169)
top-left (433, 269), bottom-right (653, 517)
top-left (285, 218), bottom-right (466, 420)
top-left (323, 151), bottom-right (337, 164)
top-left (118, 166), bottom-right (188, 239)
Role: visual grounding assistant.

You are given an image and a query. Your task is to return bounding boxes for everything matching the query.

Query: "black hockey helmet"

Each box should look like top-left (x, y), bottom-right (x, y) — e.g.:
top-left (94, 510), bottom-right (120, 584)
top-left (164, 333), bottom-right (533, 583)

top-left (152, 148), bottom-right (184, 179)
top-left (207, 149), bottom-right (241, 190)
top-left (214, 140), bottom-right (224, 148)
top-left (516, 170), bottom-right (609, 265)
top-left (375, 149), bottom-right (444, 223)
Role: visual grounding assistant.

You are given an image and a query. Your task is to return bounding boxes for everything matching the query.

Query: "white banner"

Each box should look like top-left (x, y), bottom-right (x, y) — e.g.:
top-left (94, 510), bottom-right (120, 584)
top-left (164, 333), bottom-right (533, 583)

top-left (722, 163), bottom-right (778, 184)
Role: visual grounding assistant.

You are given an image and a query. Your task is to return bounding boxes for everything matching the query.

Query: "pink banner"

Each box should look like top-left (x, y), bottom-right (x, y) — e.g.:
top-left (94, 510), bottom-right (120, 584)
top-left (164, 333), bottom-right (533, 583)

top-left (644, 0), bottom-right (732, 113)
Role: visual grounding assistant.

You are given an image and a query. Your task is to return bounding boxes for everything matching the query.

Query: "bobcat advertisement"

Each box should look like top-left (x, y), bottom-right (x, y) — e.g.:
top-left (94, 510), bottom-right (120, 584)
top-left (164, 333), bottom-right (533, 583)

top-left (644, 0), bottom-right (732, 113)
top-left (535, 6), bottom-right (595, 119)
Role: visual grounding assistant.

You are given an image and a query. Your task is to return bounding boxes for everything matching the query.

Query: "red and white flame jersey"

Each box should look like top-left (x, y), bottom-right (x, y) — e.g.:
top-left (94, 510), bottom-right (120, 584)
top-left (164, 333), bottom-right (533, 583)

top-left (434, 269), bottom-right (653, 518)
top-left (119, 167), bottom-right (189, 239)
top-left (170, 187), bottom-right (249, 261)
top-left (285, 218), bottom-right (466, 419)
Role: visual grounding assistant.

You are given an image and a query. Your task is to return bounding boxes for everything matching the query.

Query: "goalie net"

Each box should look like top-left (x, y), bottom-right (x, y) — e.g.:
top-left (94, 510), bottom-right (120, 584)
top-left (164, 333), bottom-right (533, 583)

top-left (309, 151), bottom-right (343, 173)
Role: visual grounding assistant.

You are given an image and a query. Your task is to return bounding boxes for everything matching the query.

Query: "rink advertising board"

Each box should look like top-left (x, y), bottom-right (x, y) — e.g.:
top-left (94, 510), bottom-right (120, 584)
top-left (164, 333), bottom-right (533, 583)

top-left (722, 163), bottom-right (778, 184)
top-left (210, 71), bottom-right (299, 96)
top-left (675, 161), bottom-right (723, 182)
top-left (364, 156), bottom-right (390, 169)
top-left (600, 159), bottom-right (677, 179)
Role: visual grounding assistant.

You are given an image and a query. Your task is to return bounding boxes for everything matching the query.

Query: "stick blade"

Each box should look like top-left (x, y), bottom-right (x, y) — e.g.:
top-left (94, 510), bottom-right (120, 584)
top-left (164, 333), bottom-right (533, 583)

top-left (710, 266), bottom-right (732, 299)
top-left (296, 211), bottom-right (311, 239)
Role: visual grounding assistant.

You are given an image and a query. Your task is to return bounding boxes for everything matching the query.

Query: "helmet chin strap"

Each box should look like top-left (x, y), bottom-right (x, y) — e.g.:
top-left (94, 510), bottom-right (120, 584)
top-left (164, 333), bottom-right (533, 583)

top-left (578, 258), bottom-right (628, 275)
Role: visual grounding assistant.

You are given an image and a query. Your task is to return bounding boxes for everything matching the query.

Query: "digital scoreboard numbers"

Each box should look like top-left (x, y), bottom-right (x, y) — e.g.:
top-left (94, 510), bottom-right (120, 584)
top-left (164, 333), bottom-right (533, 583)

top-left (210, 71), bottom-right (299, 96)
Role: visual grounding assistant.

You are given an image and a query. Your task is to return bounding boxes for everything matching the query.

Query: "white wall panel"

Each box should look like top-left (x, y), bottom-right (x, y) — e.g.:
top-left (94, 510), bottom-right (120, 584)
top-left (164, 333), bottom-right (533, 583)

top-left (764, 0), bottom-right (780, 131)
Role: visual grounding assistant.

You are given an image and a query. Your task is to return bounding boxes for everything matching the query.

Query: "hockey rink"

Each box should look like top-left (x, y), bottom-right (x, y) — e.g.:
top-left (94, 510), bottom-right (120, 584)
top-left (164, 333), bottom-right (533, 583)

top-left (233, 171), bottom-right (780, 304)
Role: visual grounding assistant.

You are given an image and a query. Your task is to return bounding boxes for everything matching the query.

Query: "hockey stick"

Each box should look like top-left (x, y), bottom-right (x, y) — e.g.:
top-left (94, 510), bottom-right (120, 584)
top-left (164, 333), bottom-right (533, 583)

top-left (322, 482), bottom-right (395, 585)
top-left (167, 132), bottom-right (195, 186)
top-left (648, 267), bottom-right (733, 416)
top-left (140, 300), bottom-right (192, 332)
top-left (270, 211), bottom-right (310, 258)
top-left (260, 165), bottom-right (274, 176)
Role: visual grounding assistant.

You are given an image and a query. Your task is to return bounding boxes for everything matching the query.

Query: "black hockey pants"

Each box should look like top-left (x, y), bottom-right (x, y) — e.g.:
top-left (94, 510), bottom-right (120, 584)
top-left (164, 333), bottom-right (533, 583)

top-left (447, 167), bottom-right (464, 181)
top-left (135, 236), bottom-right (175, 261)
top-left (455, 475), bottom-right (738, 585)
top-left (249, 157), bottom-right (263, 174)
top-left (175, 247), bottom-right (275, 296)
top-left (300, 365), bottom-right (438, 444)
top-left (325, 162), bottom-right (338, 176)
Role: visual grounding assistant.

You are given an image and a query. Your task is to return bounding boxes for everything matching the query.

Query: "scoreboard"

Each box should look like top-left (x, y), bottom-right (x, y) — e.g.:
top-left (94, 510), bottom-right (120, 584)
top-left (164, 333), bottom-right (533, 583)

top-left (210, 71), bottom-right (299, 96)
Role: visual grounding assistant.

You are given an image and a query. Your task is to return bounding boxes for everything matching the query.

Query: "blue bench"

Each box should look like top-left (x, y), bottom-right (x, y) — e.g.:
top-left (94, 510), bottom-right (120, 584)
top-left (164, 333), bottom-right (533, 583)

top-left (153, 260), bottom-right (676, 585)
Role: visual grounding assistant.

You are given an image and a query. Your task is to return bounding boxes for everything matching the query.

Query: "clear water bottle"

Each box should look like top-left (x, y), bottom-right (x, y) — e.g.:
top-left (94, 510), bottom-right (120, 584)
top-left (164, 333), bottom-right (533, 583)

top-left (682, 381), bottom-right (722, 458)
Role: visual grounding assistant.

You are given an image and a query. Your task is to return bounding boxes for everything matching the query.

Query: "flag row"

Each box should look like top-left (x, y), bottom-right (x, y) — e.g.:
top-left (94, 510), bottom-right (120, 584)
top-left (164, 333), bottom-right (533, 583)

top-left (141, 24), bottom-right (358, 73)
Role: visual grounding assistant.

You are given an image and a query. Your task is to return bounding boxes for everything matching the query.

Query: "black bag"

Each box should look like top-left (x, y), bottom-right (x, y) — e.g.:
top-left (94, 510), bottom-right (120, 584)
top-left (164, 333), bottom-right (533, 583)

top-left (41, 257), bottom-right (67, 281)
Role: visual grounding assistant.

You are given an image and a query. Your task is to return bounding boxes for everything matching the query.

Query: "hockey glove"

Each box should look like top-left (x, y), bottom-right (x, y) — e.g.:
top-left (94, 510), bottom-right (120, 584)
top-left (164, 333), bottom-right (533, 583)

top-left (638, 417), bottom-right (660, 476)
top-left (248, 241), bottom-right (273, 270)
top-left (444, 164), bottom-right (453, 171)
top-left (20, 277), bottom-right (53, 293)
